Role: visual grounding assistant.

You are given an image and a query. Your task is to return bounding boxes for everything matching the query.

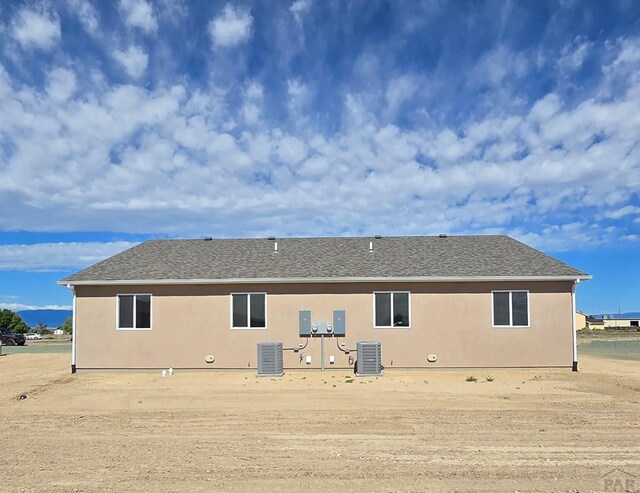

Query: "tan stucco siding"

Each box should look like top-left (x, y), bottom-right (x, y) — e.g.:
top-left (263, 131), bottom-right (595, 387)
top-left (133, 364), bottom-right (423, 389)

top-left (74, 281), bottom-right (574, 370)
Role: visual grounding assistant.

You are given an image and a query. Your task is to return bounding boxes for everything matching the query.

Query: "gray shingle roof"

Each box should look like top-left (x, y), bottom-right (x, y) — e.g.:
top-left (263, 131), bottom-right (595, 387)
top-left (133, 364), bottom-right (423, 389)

top-left (61, 235), bottom-right (589, 284)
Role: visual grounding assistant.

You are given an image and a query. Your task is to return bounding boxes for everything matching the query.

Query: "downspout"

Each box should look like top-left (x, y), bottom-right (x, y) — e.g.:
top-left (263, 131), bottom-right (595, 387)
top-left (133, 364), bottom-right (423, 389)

top-left (571, 279), bottom-right (579, 372)
top-left (67, 284), bottom-right (77, 374)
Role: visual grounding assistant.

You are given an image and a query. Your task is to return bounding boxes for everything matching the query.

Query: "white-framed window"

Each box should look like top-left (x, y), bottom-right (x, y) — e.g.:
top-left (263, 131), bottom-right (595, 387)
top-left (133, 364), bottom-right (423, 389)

top-left (117, 294), bottom-right (152, 330)
top-left (231, 293), bottom-right (267, 329)
top-left (492, 290), bottom-right (529, 327)
top-left (374, 291), bottom-right (410, 328)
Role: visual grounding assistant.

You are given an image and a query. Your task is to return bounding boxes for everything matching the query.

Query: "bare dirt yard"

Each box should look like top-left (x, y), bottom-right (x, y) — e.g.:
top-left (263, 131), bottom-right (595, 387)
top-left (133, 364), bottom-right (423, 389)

top-left (2, 351), bottom-right (639, 492)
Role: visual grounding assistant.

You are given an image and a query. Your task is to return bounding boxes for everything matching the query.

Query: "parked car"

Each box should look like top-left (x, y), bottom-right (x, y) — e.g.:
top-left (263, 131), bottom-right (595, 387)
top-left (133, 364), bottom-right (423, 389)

top-left (0, 327), bottom-right (26, 346)
top-left (25, 333), bottom-right (42, 340)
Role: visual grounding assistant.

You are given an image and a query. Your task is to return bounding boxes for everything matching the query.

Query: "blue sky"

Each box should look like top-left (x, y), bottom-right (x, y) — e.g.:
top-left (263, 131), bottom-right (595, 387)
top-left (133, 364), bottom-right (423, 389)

top-left (0, 0), bottom-right (638, 315)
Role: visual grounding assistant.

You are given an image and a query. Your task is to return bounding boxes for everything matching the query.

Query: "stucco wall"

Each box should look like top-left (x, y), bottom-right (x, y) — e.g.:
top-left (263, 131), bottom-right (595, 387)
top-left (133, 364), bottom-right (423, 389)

top-left (74, 281), bottom-right (575, 370)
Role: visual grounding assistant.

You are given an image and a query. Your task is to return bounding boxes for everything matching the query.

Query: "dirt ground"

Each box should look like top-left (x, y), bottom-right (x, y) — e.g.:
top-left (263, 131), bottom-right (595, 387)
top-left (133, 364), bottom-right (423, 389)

top-left (1, 352), bottom-right (639, 493)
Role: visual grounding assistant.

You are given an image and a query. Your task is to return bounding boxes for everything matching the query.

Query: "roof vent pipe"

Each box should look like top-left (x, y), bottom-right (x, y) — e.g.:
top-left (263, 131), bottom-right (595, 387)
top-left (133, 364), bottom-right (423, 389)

top-left (369, 241), bottom-right (373, 253)
top-left (274, 241), bottom-right (278, 253)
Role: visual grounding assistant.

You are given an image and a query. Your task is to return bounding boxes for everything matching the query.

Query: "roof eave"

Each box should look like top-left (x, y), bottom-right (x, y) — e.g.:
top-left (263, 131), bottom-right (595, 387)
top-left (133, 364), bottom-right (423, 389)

top-left (58, 274), bottom-right (592, 286)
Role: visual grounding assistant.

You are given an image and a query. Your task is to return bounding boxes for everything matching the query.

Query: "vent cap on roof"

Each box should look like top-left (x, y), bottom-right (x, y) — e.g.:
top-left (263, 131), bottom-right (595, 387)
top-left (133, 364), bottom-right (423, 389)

top-left (204, 237), bottom-right (213, 241)
top-left (374, 235), bottom-right (382, 239)
top-left (267, 236), bottom-right (276, 241)
top-left (439, 234), bottom-right (448, 238)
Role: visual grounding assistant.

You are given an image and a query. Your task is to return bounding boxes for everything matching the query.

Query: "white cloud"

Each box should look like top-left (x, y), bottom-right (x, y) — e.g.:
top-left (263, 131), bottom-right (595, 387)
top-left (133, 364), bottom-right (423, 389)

top-left (242, 103), bottom-right (261, 125)
top-left (113, 46), bottom-right (149, 78)
top-left (604, 206), bottom-right (640, 220)
top-left (240, 81), bottom-right (263, 125)
top-left (46, 68), bottom-right (77, 102)
top-left (67, 0), bottom-right (100, 35)
top-left (385, 75), bottom-right (419, 118)
top-left (609, 37), bottom-right (640, 70)
top-left (287, 79), bottom-right (311, 116)
top-left (157, 0), bottom-right (187, 21)
top-left (0, 32), bottom-right (639, 250)
top-left (209, 4), bottom-right (253, 48)
top-left (119, 0), bottom-right (158, 33)
top-left (529, 94), bottom-right (561, 122)
top-left (10, 5), bottom-right (61, 50)
top-left (277, 135), bottom-right (307, 164)
top-left (557, 37), bottom-right (592, 71)
top-left (0, 242), bottom-right (138, 271)
top-left (0, 303), bottom-right (72, 311)
top-left (290, 0), bottom-right (311, 24)
top-left (470, 45), bottom-right (529, 88)
top-left (244, 81), bottom-right (263, 100)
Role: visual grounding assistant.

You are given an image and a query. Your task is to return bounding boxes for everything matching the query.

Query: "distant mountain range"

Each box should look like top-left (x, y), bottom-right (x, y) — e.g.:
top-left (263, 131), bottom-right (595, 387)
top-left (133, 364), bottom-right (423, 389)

top-left (591, 312), bottom-right (640, 319)
top-left (17, 309), bottom-right (72, 328)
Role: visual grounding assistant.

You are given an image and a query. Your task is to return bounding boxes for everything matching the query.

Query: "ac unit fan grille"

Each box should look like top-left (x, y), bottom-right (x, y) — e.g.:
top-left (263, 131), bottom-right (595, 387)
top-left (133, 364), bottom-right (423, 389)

top-left (356, 341), bottom-right (382, 376)
top-left (257, 342), bottom-right (284, 376)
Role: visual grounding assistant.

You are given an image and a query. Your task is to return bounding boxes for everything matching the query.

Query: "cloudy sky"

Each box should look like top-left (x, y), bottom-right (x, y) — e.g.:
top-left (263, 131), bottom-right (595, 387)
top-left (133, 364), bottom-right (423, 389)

top-left (0, 0), bottom-right (638, 314)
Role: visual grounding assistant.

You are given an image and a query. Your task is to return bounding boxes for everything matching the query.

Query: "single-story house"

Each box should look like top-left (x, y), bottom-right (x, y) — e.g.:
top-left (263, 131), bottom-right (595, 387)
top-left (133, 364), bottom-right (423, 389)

top-left (58, 235), bottom-right (590, 373)
top-left (586, 317), bottom-right (605, 330)
top-left (575, 311), bottom-right (587, 330)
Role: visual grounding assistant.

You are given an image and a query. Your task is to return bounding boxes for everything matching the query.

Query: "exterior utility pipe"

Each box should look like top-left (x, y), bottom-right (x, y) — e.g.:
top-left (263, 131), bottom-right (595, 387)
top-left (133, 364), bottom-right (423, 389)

top-left (571, 279), bottom-right (579, 372)
top-left (67, 284), bottom-right (77, 374)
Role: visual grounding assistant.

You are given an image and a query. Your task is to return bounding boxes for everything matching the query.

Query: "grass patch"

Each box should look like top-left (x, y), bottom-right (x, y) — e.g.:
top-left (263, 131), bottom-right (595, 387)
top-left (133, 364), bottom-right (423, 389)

top-left (465, 376), bottom-right (478, 383)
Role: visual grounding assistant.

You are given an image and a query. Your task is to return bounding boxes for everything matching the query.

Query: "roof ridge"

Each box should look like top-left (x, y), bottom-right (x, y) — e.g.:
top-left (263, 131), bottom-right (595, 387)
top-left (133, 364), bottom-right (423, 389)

top-left (59, 235), bottom-right (590, 283)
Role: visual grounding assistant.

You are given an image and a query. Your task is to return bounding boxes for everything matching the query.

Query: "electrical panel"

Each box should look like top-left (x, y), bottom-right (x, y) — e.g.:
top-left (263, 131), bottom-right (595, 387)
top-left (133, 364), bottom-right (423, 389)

top-left (333, 310), bottom-right (345, 336)
top-left (299, 310), bottom-right (311, 336)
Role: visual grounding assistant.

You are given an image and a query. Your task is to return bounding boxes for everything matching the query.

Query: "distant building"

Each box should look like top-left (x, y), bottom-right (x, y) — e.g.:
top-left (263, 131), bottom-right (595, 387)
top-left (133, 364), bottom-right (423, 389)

top-left (53, 329), bottom-right (64, 335)
top-left (585, 317), bottom-right (605, 330)
top-left (575, 311), bottom-right (587, 330)
top-left (600, 317), bottom-right (639, 328)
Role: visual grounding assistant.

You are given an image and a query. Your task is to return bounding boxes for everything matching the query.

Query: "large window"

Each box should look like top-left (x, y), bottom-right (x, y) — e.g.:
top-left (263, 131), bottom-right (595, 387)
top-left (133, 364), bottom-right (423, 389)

top-left (374, 292), bottom-right (410, 328)
top-left (118, 294), bottom-right (151, 330)
top-left (492, 291), bottom-right (529, 327)
top-left (232, 293), bottom-right (266, 328)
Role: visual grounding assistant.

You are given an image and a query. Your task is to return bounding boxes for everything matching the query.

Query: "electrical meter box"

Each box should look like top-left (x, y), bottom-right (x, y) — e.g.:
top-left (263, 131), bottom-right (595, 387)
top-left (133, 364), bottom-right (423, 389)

top-left (299, 310), bottom-right (346, 337)
top-left (311, 321), bottom-right (333, 335)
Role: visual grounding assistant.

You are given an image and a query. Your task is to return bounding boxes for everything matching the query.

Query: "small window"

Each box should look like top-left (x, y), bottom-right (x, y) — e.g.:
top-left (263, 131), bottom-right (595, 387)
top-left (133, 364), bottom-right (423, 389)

top-left (374, 292), bottom-right (410, 328)
top-left (492, 291), bottom-right (529, 327)
top-left (118, 294), bottom-right (151, 330)
top-left (631, 320), bottom-right (639, 327)
top-left (232, 293), bottom-right (266, 328)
